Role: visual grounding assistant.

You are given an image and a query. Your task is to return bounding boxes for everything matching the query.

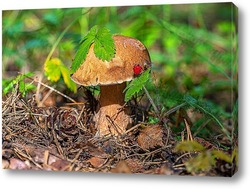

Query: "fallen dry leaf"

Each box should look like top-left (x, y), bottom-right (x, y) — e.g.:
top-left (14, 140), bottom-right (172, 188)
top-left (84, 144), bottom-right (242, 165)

top-left (88, 146), bottom-right (109, 158)
top-left (137, 124), bottom-right (164, 150)
top-left (145, 163), bottom-right (174, 175)
top-left (50, 159), bottom-right (71, 171)
top-left (9, 158), bottom-right (30, 170)
top-left (125, 158), bottom-right (144, 173)
top-left (87, 156), bottom-right (107, 168)
top-left (111, 161), bottom-right (132, 174)
top-left (2, 159), bottom-right (10, 169)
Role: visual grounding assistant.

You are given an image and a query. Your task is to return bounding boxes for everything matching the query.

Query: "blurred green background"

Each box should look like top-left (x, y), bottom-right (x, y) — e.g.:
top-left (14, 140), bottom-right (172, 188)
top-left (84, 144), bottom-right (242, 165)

top-left (2, 3), bottom-right (238, 142)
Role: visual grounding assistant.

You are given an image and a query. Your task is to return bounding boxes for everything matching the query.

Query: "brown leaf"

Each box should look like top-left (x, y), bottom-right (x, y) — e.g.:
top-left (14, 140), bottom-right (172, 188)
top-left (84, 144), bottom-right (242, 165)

top-left (87, 156), bottom-right (106, 168)
top-left (88, 146), bottom-right (109, 158)
top-left (50, 159), bottom-right (70, 171)
top-left (137, 124), bottom-right (164, 150)
top-left (25, 146), bottom-right (45, 163)
top-left (111, 161), bottom-right (132, 174)
top-left (2, 159), bottom-right (10, 169)
top-left (145, 163), bottom-right (174, 175)
top-left (125, 158), bottom-right (144, 173)
top-left (9, 158), bottom-right (30, 170)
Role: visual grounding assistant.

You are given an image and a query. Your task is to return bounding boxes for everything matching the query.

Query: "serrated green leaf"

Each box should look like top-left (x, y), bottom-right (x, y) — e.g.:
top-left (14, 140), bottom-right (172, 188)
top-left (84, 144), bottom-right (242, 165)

top-left (19, 81), bottom-right (36, 97)
top-left (3, 72), bottom-right (35, 96)
top-left (71, 36), bottom-right (95, 73)
top-left (175, 140), bottom-right (205, 152)
top-left (71, 26), bottom-right (98, 73)
top-left (94, 27), bottom-right (115, 61)
top-left (60, 65), bottom-right (77, 93)
top-left (71, 25), bottom-right (115, 73)
top-left (44, 58), bottom-right (62, 82)
top-left (124, 69), bottom-right (150, 102)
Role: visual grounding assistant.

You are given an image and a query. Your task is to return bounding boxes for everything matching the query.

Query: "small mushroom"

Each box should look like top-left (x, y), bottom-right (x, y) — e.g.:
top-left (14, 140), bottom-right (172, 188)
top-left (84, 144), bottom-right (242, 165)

top-left (71, 35), bottom-right (151, 137)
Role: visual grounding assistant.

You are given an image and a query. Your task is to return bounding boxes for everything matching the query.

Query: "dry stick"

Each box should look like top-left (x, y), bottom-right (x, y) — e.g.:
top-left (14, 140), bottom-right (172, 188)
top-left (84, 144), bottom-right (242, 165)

top-left (40, 88), bottom-right (54, 106)
top-left (174, 152), bottom-right (191, 163)
top-left (19, 98), bottom-right (41, 128)
top-left (127, 145), bottom-right (171, 158)
top-left (43, 150), bottom-right (49, 166)
top-left (51, 128), bottom-right (65, 158)
top-left (125, 123), bottom-right (142, 134)
top-left (184, 118), bottom-right (193, 141)
top-left (77, 104), bottom-right (87, 123)
top-left (13, 147), bottom-right (43, 169)
top-left (31, 76), bottom-right (76, 103)
top-left (68, 149), bottom-right (83, 171)
top-left (35, 73), bottom-right (43, 106)
top-left (172, 163), bottom-right (186, 169)
top-left (106, 115), bottom-right (123, 137)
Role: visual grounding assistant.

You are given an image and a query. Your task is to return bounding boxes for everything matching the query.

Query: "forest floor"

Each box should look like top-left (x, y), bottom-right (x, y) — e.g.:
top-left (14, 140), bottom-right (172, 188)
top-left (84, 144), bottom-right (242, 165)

top-left (2, 84), bottom-right (237, 177)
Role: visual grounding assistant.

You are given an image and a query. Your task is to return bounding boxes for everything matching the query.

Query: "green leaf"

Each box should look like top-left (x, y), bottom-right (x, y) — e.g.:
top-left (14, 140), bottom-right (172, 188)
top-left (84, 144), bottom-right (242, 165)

top-left (124, 69), bottom-right (150, 102)
top-left (71, 25), bottom-right (115, 73)
top-left (44, 58), bottom-right (62, 82)
top-left (184, 94), bottom-right (231, 141)
top-left (60, 65), bottom-right (77, 93)
top-left (18, 81), bottom-right (36, 97)
top-left (44, 58), bottom-right (77, 93)
top-left (94, 27), bottom-right (115, 61)
top-left (3, 72), bottom-right (35, 97)
top-left (71, 37), bottom-right (94, 73)
top-left (71, 26), bottom-right (97, 73)
top-left (175, 140), bottom-right (205, 152)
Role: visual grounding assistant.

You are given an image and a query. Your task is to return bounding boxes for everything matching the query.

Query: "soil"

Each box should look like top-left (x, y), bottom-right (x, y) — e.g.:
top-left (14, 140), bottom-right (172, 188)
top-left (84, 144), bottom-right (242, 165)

top-left (2, 86), bottom-right (237, 176)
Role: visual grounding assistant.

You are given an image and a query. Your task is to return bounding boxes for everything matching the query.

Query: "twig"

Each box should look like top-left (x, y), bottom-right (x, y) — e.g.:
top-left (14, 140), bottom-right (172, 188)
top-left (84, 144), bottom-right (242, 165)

top-left (125, 123), bottom-right (141, 134)
top-left (172, 163), bottom-right (186, 168)
top-left (175, 152), bottom-right (191, 163)
top-left (184, 118), bottom-right (193, 141)
top-left (51, 128), bottom-right (65, 158)
top-left (127, 145), bottom-right (171, 158)
top-left (31, 76), bottom-right (76, 103)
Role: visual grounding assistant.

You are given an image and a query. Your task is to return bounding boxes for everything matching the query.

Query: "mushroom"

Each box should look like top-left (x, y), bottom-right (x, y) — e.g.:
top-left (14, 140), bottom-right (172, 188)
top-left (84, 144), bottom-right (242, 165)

top-left (71, 35), bottom-right (151, 137)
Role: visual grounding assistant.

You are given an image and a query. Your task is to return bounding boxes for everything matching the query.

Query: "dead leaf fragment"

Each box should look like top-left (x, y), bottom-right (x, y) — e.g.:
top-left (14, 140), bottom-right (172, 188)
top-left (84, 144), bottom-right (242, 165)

top-left (87, 156), bottom-right (107, 168)
top-left (50, 159), bottom-right (71, 171)
top-left (2, 159), bottom-right (10, 169)
top-left (137, 124), bottom-right (164, 150)
top-left (111, 161), bottom-right (132, 174)
top-left (125, 158), bottom-right (144, 173)
top-left (145, 163), bottom-right (174, 175)
top-left (9, 158), bottom-right (30, 170)
top-left (88, 146), bottom-right (109, 158)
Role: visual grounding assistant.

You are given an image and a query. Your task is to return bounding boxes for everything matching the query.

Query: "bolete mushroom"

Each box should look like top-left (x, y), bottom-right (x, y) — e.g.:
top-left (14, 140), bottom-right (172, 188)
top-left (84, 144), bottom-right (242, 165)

top-left (71, 35), bottom-right (151, 137)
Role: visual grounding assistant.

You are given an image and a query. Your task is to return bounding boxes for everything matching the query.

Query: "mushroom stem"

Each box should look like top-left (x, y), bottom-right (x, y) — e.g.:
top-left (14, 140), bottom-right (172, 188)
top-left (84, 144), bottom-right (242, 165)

top-left (94, 83), bottom-right (131, 137)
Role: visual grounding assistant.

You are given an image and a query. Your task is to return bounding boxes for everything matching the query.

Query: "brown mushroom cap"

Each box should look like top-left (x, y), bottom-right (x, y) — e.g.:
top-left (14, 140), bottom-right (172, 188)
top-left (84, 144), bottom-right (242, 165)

top-left (71, 35), bottom-right (151, 86)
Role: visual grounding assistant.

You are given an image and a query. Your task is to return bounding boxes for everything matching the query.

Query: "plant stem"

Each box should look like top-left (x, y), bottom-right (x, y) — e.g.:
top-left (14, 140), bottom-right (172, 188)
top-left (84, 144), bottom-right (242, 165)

top-left (44, 8), bottom-right (92, 64)
top-left (143, 85), bottom-right (160, 115)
